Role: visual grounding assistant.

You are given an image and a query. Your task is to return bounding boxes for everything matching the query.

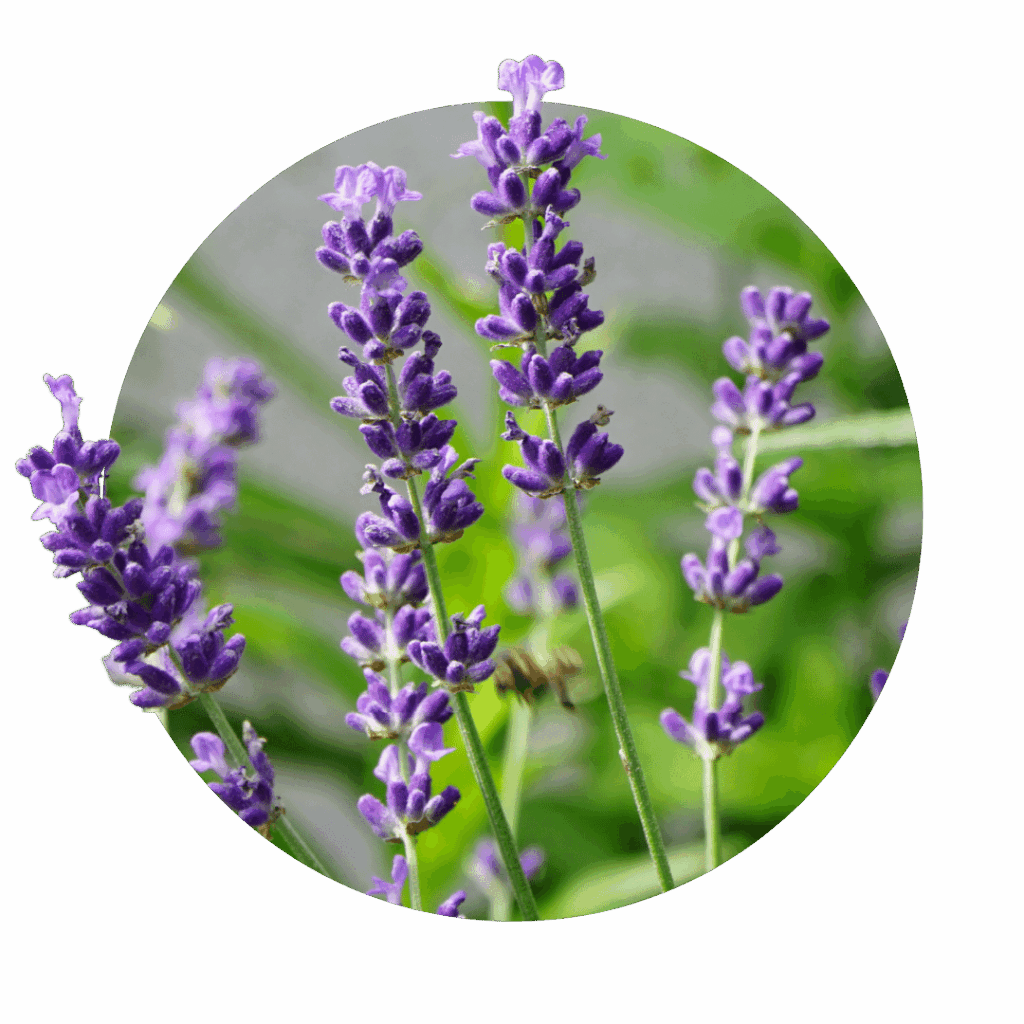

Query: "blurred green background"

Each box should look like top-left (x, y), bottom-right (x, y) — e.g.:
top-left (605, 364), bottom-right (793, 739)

top-left (107, 102), bottom-right (919, 919)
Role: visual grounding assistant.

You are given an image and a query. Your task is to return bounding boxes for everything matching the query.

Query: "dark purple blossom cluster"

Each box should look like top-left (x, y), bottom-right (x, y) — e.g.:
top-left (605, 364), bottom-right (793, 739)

top-left (21, 370), bottom-right (298, 847)
top-left (456, 57), bottom-right (602, 227)
top-left (456, 56), bottom-right (622, 500)
top-left (17, 375), bottom-right (250, 711)
top-left (407, 605), bottom-right (501, 695)
top-left (17, 376), bottom-right (122, 544)
top-left (189, 722), bottom-right (279, 831)
top-left (661, 649), bottom-right (765, 756)
top-left (357, 743), bottom-right (460, 842)
top-left (505, 492), bottom-right (578, 616)
top-left (665, 286), bottom-right (829, 758)
top-left (318, 163), bottom-right (486, 541)
top-left (725, 286), bottom-right (829, 383)
top-left (134, 358), bottom-right (274, 551)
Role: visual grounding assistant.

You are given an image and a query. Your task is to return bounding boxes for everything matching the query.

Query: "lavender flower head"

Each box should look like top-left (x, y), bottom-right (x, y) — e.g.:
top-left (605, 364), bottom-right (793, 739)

top-left (661, 648), bottom-right (765, 756)
top-left (17, 374), bottom-right (123, 537)
top-left (189, 721), bottom-right (278, 832)
top-left (134, 358), bottom-right (274, 551)
top-left (505, 492), bottom-right (578, 615)
top-left (406, 606), bottom-right (501, 694)
top-left (356, 743), bottom-right (460, 842)
top-left (367, 854), bottom-right (409, 906)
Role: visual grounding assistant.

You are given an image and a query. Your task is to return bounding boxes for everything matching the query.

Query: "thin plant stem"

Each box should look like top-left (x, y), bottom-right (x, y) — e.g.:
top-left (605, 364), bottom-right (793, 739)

top-left (401, 830), bottom-right (423, 912)
top-left (551, 460), bottom-right (675, 893)
top-left (700, 425), bottom-right (762, 874)
top-left (518, 210), bottom-right (673, 892)
top-left (382, 362), bottom-right (540, 921)
top-left (702, 756), bottom-right (721, 871)
top-left (196, 691), bottom-right (334, 880)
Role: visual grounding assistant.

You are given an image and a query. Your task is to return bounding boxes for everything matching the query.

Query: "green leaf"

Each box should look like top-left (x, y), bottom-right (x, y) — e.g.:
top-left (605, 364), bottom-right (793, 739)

top-left (758, 408), bottom-right (917, 452)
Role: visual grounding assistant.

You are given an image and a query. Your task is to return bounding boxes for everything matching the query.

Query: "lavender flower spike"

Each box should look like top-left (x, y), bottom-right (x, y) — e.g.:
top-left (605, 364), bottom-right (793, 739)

top-left (189, 721), bottom-right (279, 831)
top-left (661, 648), bottom-right (765, 757)
top-left (356, 743), bottom-right (461, 841)
top-left (17, 374), bottom-right (121, 528)
top-left (367, 854), bottom-right (409, 906)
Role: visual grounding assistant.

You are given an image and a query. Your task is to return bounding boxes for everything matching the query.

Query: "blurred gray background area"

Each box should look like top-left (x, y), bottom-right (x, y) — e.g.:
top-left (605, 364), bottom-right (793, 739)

top-left (114, 102), bottom-right (902, 888)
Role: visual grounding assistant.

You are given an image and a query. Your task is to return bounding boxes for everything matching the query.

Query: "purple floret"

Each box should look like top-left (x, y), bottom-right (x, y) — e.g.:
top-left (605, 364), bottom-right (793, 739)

top-left (662, 648), bottom-right (765, 754)
top-left (190, 722), bottom-right (278, 830)
top-left (407, 606), bottom-right (501, 694)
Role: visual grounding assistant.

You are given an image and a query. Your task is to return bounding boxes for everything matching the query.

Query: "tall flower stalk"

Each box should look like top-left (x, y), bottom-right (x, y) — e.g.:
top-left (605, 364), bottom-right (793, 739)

top-left (17, 372), bottom-right (331, 878)
top-left (317, 162), bottom-right (540, 917)
top-left (455, 55), bottom-right (674, 893)
top-left (663, 285), bottom-right (830, 871)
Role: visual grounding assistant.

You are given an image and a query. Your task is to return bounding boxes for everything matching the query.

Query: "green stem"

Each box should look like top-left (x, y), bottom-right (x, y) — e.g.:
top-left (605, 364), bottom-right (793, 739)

top-left (196, 692), bottom-right (334, 880)
top-left (702, 756), bottom-right (720, 872)
top-left (401, 830), bottom-right (423, 912)
top-left (540, 404), bottom-right (673, 892)
top-left (397, 429), bottom-right (539, 921)
top-left (705, 610), bottom-right (725, 715)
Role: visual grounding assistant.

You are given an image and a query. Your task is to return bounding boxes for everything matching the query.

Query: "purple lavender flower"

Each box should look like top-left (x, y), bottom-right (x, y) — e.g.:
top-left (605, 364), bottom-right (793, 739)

top-left (367, 854), bottom-right (409, 906)
top-left (407, 606), bottom-right (501, 694)
top-left (70, 539), bottom-right (202, 648)
top-left (121, 603), bottom-right (246, 710)
top-left (339, 606), bottom-right (434, 670)
top-left (37, 493), bottom-right (144, 578)
top-left (356, 743), bottom-right (460, 841)
top-left (680, 532), bottom-right (784, 612)
top-left (471, 838), bottom-right (545, 890)
top-left (661, 648), bottom-right (765, 755)
top-left (501, 412), bottom-right (566, 497)
top-left (505, 492), bottom-right (578, 615)
top-left (457, 59), bottom-right (604, 236)
top-left (134, 358), bottom-right (274, 551)
top-left (490, 344), bottom-right (603, 409)
top-left (437, 890), bottom-right (468, 918)
top-left (17, 375), bottom-right (121, 525)
top-left (475, 211), bottom-right (603, 346)
top-left (340, 547), bottom-right (428, 611)
top-left (189, 721), bottom-right (278, 830)
top-left (730, 286), bottom-right (831, 381)
top-left (345, 674), bottom-right (453, 742)
top-left (355, 466), bottom-right (422, 551)
top-left (711, 372), bottom-right (816, 435)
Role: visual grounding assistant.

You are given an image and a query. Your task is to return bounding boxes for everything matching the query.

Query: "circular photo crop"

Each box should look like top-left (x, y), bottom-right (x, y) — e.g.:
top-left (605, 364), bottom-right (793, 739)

top-left (36, 59), bottom-right (920, 919)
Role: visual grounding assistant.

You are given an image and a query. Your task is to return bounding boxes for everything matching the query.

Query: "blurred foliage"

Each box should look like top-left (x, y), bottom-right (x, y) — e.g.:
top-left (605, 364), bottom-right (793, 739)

top-left (109, 106), bottom-right (919, 919)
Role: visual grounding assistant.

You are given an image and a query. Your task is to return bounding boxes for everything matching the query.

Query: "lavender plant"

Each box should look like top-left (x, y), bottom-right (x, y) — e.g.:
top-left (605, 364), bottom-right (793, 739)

top-left (17, 370), bottom-right (329, 876)
top-left (455, 55), bottom-right (674, 892)
top-left (316, 161), bottom-right (540, 917)
top-left (662, 285), bottom-right (830, 871)
top-left (17, 57), bottom-right (918, 920)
